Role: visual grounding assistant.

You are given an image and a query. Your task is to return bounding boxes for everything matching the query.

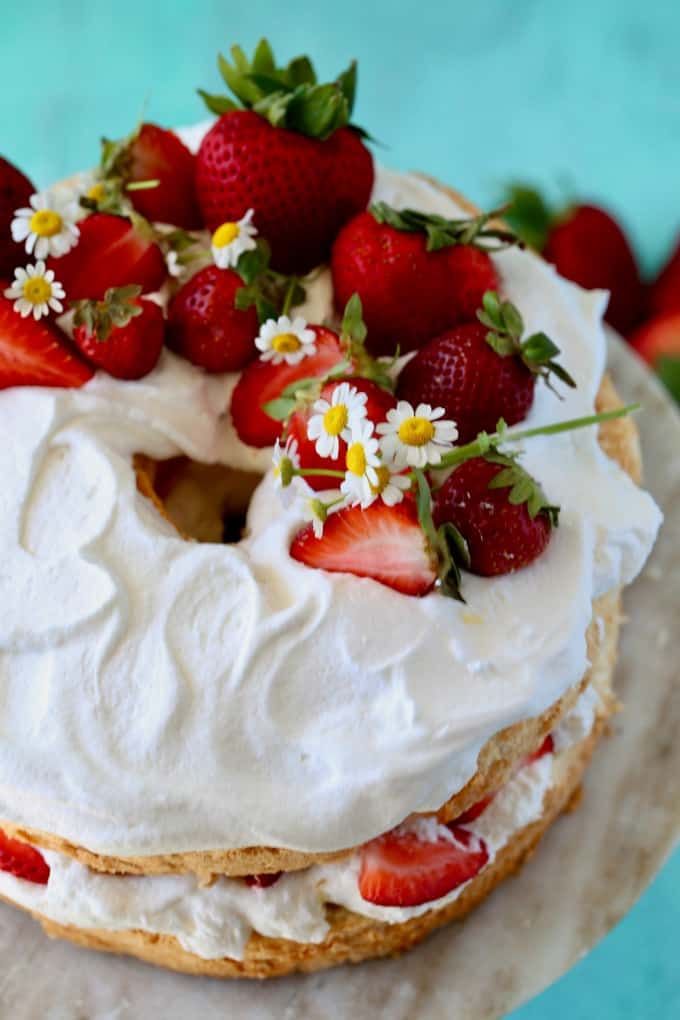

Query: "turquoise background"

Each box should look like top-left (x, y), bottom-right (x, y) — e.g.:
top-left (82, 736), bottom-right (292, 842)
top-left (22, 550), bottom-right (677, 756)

top-left (2, 1), bottom-right (678, 1016)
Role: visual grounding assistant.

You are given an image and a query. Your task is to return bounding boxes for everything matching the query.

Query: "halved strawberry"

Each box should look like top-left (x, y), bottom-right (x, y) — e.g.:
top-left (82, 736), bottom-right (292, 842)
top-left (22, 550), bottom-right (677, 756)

top-left (0, 294), bottom-right (94, 389)
top-left (359, 825), bottom-right (488, 907)
top-left (244, 872), bottom-right (282, 888)
top-left (290, 500), bottom-right (436, 596)
top-left (51, 212), bottom-right (167, 301)
top-left (287, 377), bottom-right (396, 491)
top-left (230, 326), bottom-right (344, 447)
top-left (0, 829), bottom-right (50, 884)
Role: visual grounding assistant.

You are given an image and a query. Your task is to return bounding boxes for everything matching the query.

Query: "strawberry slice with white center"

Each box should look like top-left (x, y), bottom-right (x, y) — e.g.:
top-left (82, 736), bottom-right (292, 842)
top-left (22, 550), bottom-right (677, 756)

top-left (359, 825), bottom-right (489, 907)
top-left (452, 733), bottom-right (555, 826)
top-left (290, 500), bottom-right (436, 597)
top-left (0, 294), bottom-right (94, 390)
top-left (0, 828), bottom-right (50, 884)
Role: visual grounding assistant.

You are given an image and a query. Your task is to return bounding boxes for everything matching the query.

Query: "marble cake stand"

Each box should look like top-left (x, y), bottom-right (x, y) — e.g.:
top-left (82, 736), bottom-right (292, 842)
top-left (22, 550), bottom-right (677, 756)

top-left (0, 336), bottom-right (677, 1020)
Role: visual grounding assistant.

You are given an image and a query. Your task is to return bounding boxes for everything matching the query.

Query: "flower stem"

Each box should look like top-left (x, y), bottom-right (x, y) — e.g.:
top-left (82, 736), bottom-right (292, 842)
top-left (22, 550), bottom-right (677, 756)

top-left (295, 467), bottom-right (346, 479)
top-left (281, 276), bottom-right (299, 317)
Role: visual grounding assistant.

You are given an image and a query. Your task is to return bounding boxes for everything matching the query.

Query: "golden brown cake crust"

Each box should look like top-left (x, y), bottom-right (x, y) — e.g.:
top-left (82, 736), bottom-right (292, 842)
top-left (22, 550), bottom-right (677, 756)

top-left (0, 373), bottom-right (634, 880)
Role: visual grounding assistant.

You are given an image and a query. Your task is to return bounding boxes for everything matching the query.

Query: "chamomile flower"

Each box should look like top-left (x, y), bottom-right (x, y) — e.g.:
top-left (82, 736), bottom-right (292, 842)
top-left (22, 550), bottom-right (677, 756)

top-left (4, 261), bottom-right (65, 320)
top-left (256, 315), bottom-right (317, 366)
top-left (377, 401), bottom-right (458, 469)
top-left (272, 436), bottom-right (304, 508)
top-left (300, 494), bottom-right (331, 538)
top-left (307, 382), bottom-right (368, 459)
top-left (370, 465), bottom-right (412, 506)
top-left (340, 420), bottom-right (382, 508)
top-left (211, 209), bottom-right (258, 269)
top-left (11, 191), bottom-right (80, 259)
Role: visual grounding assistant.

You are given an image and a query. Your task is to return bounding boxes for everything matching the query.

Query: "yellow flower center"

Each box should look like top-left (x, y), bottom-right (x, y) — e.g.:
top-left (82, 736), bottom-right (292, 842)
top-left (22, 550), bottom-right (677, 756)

top-left (346, 442), bottom-right (367, 477)
top-left (212, 221), bottom-right (240, 248)
top-left (370, 465), bottom-right (391, 495)
top-left (87, 183), bottom-right (106, 204)
top-left (22, 277), bottom-right (52, 305)
top-left (323, 404), bottom-right (348, 437)
top-left (29, 209), bottom-right (63, 238)
top-left (398, 415), bottom-right (435, 447)
top-left (272, 332), bottom-right (302, 354)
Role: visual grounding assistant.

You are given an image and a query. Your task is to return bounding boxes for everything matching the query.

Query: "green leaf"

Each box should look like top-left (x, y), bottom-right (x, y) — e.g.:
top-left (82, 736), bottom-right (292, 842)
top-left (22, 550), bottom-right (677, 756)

top-left (341, 293), bottom-right (367, 346)
top-left (218, 52), bottom-right (261, 106)
top-left (520, 331), bottom-right (561, 364)
top-left (369, 205), bottom-right (520, 253)
top-left (502, 185), bottom-right (553, 252)
top-left (252, 38), bottom-right (276, 75)
top-left (486, 331), bottom-right (517, 357)
top-left (656, 355), bottom-right (680, 404)
top-left (287, 55), bottom-right (317, 87)
top-left (197, 89), bottom-right (239, 115)
top-left (500, 300), bottom-right (524, 339)
top-left (336, 60), bottom-right (358, 114)
top-left (485, 451), bottom-right (559, 524)
top-left (236, 243), bottom-right (270, 285)
top-left (286, 83), bottom-right (348, 139)
top-left (279, 376), bottom-right (321, 400)
top-left (262, 397), bottom-right (297, 422)
top-left (436, 522), bottom-right (471, 602)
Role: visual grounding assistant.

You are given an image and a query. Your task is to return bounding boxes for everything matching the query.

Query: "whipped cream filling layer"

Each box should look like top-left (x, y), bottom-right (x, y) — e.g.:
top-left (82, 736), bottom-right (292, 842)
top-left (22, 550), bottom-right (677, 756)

top-left (0, 710), bottom-right (575, 961)
top-left (0, 129), bottom-right (662, 859)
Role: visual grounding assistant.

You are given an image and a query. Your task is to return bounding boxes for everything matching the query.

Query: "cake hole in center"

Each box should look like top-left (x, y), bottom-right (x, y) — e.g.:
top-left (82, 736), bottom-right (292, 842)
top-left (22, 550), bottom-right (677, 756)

top-left (134, 454), bottom-right (263, 544)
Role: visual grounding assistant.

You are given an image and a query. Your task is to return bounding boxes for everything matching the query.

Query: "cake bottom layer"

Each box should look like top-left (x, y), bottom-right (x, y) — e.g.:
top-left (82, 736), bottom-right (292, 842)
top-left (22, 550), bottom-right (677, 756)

top-left (0, 691), bottom-right (610, 978)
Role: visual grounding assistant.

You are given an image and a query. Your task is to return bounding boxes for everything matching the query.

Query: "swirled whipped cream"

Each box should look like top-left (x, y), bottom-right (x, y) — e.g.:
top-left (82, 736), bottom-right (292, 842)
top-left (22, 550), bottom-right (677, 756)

top-left (0, 128), bottom-right (662, 858)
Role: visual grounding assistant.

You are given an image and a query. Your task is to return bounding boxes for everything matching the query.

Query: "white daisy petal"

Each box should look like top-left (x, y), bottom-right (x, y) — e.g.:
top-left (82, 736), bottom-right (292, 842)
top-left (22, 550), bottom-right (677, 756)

top-left (255, 315), bottom-right (317, 367)
top-left (10, 191), bottom-right (80, 262)
top-left (377, 398), bottom-right (458, 469)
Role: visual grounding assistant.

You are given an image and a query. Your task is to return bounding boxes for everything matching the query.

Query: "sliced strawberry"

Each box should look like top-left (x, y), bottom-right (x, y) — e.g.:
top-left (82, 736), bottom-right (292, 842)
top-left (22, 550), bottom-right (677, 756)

top-left (287, 377), bottom-right (396, 492)
top-left (167, 265), bottom-right (259, 373)
top-left (0, 294), bottom-right (94, 389)
top-left (244, 872), bottom-right (282, 888)
top-left (230, 326), bottom-right (344, 447)
top-left (51, 212), bottom-right (167, 301)
top-left (125, 123), bottom-right (202, 229)
top-left (290, 499), bottom-right (436, 596)
top-left (523, 733), bottom-right (554, 766)
top-left (0, 156), bottom-right (35, 277)
top-left (359, 825), bottom-right (488, 907)
top-left (0, 829), bottom-right (50, 884)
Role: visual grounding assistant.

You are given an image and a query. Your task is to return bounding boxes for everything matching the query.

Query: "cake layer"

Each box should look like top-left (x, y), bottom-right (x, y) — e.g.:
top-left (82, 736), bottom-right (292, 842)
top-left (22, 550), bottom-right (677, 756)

top-left (0, 690), bottom-right (608, 977)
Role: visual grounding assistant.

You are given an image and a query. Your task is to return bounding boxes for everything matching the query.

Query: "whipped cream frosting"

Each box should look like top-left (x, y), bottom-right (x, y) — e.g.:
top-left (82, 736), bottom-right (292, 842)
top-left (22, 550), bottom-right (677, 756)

top-left (0, 125), bottom-right (662, 859)
top-left (0, 730), bottom-right (560, 960)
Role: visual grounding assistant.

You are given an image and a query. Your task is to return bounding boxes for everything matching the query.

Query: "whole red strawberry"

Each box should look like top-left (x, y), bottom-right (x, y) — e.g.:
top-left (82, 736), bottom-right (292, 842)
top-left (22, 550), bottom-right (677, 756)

top-left (167, 265), bottom-right (258, 373)
top-left (196, 41), bottom-right (373, 274)
top-left (0, 829), bottom-right (50, 884)
top-left (650, 238), bottom-right (680, 316)
top-left (109, 123), bottom-right (202, 229)
top-left (331, 208), bottom-right (498, 356)
top-left (0, 293), bottom-right (93, 390)
top-left (397, 322), bottom-right (535, 443)
top-left (287, 377), bottom-right (395, 491)
top-left (231, 326), bottom-right (344, 447)
top-left (0, 156), bottom-right (35, 278)
top-left (72, 285), bottom-right (165, 380)
top-left (503, 187), bottom-right (644, 335)
top-left (52, 212), bottom-right (167, 301)
top-left (432, 456), bottom-right (555, 576)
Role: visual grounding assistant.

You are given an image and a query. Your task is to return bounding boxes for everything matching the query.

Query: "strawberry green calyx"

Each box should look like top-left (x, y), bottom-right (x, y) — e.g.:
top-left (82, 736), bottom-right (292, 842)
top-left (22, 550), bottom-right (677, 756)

top-left (234, 240), bottom-right (306, 325)
top-left (71, 285), bottom-right (143, 342)
top-left (501, 185), bottom-right (553, 252)
top-left (369, 203), bottom-right (520, 253)
top-left (414, 468), bottom-right (470, 602)
top-left (477, 290), bottom-right (577, 394)
top-left (483, 450), bottom-right (559, 524)
top-left (80, 128), bottom-right (159, 218)
top-left (199, 39), bottom-right (362, 140)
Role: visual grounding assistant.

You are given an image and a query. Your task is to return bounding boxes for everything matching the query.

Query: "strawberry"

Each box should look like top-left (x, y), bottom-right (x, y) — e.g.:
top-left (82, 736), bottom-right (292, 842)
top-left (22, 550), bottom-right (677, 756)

top-left (231, 326), bottom-right (344, 447)
top-left (287, 377), bottom-right (396, 492)
top-left (397, 322), bottom-right (535, 443)
top-left (244, 872), bottom-right (281, 888)
top-left (432, 455), bottom-right (556, 577)
top-left (72, 285), bottom-right (165, 380)
top-left (102, 123), bottom-right (202, 229)
top-left (290, 499), bottom-right (436, 596)
top-left (358, 825), bottom-right (488, 907)
top-left (650, 239), bottom-right (680, 316)
top-left (331, 208), bottom-right (499, 356)
top-left (166, 265), bottom-right (258, 373)
top-left (0, 294), bottom-right (93, 389)
top-left (504, 187), bottom-right (644, 335)
top-left (0, 828), bottom-right (50, 884)
top-left (629, 311), bottom-right (680, 403)
top-left (196, 41), bottom-right (373, 273)
top-left (0, 156), bottom-right (35, 278)
top-left (52, 212), bottom-right (167, 301)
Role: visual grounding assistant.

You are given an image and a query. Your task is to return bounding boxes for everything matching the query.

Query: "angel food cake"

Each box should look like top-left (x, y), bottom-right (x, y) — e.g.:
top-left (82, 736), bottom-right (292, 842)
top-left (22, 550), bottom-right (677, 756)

top-left (0, 42), bottom-right (662, 977)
